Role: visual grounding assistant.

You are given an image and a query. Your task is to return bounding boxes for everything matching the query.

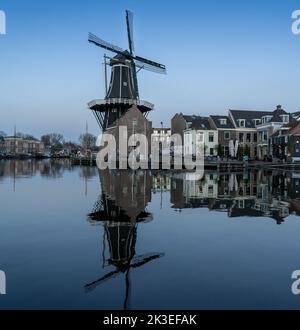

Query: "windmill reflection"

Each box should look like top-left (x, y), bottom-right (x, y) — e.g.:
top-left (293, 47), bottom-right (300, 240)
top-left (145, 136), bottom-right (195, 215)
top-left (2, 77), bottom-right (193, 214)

top-left (86, 169), bottom-right (164, 310)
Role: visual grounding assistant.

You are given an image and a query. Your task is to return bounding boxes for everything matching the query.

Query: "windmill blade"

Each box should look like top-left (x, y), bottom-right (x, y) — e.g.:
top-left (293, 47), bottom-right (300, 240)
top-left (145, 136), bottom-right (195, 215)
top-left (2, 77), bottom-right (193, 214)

top-left (134, 56), bottom-right (166, 74)
top-left (126, 10), bottom-right (135, 55)
top-left (85, 269), bottom-right (122, 293)
top-left (88, 33), bottom-right (125, 55)
top-left (130, 252), bottom-right (165, 269)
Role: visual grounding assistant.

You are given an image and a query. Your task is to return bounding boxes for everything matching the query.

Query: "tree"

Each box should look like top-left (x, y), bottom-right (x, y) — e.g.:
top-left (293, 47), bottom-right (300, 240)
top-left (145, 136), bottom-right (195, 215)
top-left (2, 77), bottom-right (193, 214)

top-left (41, 134), bottom-right (51, 147)
top-left (0, 131), bottom-right (6, 138)
top-left (41, 133), bottom-right (64, 148)
top-left (79, 133), bottom-right (97, 151)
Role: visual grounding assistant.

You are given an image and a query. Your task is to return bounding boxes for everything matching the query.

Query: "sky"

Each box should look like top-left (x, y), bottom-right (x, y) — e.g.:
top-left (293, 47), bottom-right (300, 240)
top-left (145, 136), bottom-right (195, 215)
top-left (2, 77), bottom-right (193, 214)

top-left (0, 0), bottom-right (300, 141)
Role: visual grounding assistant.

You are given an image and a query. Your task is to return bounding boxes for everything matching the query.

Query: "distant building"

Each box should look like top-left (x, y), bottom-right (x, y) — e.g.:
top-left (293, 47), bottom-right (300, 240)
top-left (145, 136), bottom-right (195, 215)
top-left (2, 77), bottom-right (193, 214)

top-left (151, 127), bottom-right (171, 145)
top-left (0, 136), bottom-right (5, 154)
top-left (3, 136), bottom-right (45, 156)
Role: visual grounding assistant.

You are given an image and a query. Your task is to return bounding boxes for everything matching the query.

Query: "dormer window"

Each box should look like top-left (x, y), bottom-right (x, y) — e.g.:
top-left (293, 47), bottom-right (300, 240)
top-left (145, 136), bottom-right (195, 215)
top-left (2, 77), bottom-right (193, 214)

top-left (238, 119), bottom-right (245, 127)
top-left (262, 116), bottom-right (272, 124)
top-left (254, 119), bottom-right (261, 126)
top-left (219, 118), bottom-right (227, 125)
top-left (281, 115), bottom-right (289, 123)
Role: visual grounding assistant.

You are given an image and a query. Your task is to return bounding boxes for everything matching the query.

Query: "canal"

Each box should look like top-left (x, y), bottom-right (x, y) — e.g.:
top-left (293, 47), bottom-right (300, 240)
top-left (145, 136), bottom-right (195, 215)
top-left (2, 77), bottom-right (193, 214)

top-left (1, 159), bottom-right (300, 309)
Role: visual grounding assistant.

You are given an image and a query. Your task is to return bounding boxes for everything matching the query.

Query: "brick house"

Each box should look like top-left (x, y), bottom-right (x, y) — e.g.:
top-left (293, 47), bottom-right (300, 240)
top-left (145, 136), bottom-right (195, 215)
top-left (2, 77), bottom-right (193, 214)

top-left (209, 115), bottom-right (236, 157)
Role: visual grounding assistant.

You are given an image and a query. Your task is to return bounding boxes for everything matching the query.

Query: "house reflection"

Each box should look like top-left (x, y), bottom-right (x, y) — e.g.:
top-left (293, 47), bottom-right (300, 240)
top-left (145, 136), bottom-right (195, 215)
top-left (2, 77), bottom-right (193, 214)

top-left (170, 170), bottom-right (300, 224)
top-left (86, 169), bottom-right (164, 310)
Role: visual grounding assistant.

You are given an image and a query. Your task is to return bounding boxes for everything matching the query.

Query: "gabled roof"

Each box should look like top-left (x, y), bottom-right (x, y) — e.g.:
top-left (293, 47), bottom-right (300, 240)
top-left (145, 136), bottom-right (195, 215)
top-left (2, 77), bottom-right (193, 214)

top-left (182, 115), bottom-right (215, 130)
top-left (229, 110), bottom-right (271, 128)
top-left (190, 117), bottom-right (214, 130)
top-left (210, 115), bottom-right (235, 129)
top-left (229, 106), bottom-right (294, 128)
top-left (182, 115), bottom-right (200, 122)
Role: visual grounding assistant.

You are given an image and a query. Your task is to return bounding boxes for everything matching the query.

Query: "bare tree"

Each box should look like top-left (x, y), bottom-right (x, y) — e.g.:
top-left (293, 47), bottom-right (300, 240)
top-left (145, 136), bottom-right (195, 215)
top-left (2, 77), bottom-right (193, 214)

top-left (41, 133), bottom-right (64, 148)
top-left (79, 133), bottom-right (97, 151)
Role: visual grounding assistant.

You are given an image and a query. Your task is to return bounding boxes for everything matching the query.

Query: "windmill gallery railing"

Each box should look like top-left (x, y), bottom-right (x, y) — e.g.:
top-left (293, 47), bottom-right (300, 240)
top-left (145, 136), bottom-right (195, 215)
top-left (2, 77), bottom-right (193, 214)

top-left (88, 98), bottom-right (155, 111)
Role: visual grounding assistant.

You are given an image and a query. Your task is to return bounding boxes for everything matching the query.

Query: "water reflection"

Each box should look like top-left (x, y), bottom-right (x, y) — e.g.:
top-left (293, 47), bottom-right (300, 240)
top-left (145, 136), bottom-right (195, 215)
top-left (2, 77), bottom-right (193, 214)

top-left (2, 160), bottom-right (300, 308)
top-left (171, 171), bottom-right (300, 224)
top-left (0, 159), bottom-right (97, 181)
top-left (87, 169), bottom-right (164, 309)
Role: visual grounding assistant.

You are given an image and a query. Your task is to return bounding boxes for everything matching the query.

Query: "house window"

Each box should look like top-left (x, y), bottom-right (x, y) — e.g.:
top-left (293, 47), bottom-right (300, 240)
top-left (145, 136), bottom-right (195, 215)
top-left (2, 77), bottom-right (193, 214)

top-left (246, 133), bottom-right (251, 143)
top-left (224, 132), bottom-right (230, 140)
top-left (210, 148), bottom-right (214, 156)
top-left (197, 132), bottom-right (204, 143)
top-left (239, 133), bottom-right (244, 142)
top-left (281, 115), bottom-right (289, 123)
top-left (219, 119), bottom-right (227, 125)
top-left (209, 133), bottom-right (214, 143)
top-left (253, 133), bottom-right (257, 143)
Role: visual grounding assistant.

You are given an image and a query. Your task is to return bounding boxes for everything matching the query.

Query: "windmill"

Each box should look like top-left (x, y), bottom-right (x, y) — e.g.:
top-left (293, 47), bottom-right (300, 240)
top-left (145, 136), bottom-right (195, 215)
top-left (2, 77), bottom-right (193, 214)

top-left (88, 10), bottom-right (166, 131)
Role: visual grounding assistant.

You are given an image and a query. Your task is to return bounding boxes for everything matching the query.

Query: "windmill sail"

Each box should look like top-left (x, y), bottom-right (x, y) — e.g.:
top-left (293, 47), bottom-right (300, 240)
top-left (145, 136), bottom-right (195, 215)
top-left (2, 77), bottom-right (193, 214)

top-left (126, 10), bottom-right (135, 54)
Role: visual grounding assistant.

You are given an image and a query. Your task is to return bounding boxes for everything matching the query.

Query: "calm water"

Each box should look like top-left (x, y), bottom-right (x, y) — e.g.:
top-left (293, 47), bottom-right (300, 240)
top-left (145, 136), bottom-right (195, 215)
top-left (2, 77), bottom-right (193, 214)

top-left (1, 159), bottom-right (300, 309)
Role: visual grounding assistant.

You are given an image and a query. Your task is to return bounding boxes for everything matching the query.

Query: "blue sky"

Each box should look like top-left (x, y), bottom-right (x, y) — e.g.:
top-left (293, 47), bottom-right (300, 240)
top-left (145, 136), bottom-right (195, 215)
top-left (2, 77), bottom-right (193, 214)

top-left (0, 0), bottom-right (300, 140)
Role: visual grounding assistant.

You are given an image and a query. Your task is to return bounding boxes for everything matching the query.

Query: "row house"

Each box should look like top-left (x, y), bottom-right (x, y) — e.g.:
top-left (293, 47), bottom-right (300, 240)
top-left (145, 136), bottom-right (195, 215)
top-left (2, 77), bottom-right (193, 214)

top-left (172, 105), bottom-right (296, 160)
top-left (271, 121), bottom-right (300, 162)
top-left (183, 116), bottom-right (218, 157)
top-left (171, 114), bottom-right (218, 157)
top-left (209, 115), bottom-right (236, 156)
top-left (256, 105), bottom-right (295, 159)
top-left (228, 109), bottom-right (268, 159)
top-left (226, 105), bottom-right (296, 160)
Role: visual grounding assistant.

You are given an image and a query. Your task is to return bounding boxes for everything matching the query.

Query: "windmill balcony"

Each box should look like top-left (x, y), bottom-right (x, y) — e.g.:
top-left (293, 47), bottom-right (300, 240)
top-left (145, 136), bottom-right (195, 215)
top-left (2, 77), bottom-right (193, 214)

top-left (88, 98), bottom-right (154, 112)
